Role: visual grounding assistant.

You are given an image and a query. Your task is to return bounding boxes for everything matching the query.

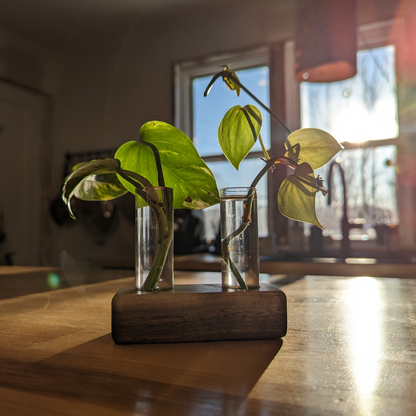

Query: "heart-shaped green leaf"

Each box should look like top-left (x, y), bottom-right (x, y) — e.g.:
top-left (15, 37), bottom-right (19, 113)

top-left (284, 128), bottom-right (342, 170)
top-left (115, 121), bottom-right (220, 210)
top-left (218, 105), bottom-right (262, 170)
top-left (277, 162), bottom-right (323, 229)
top-left (61, 158), bottom-right (126, 219)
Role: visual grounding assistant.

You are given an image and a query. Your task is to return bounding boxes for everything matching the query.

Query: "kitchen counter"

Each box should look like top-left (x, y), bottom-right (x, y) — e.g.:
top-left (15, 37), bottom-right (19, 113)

top-left (0, 269), bottom-right (415, 415)
top-left (175, 253), bottom-right (416, 278)
top-left (0, 266), bottom-right (134, 300)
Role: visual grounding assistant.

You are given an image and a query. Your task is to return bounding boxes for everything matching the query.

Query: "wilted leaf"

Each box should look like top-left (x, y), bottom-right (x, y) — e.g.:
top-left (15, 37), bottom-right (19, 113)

top-left (116, 121), bottom-right (220, 210)
top-left (218, 105), bottom-right (262, 170)
top-left (61, 159), bottom-right (126, 219)
top-left (222, 67), bottom-right (241, 96)
top-left (285, 128), bottom-right (342, 170)
top-left (74, 173), bottom-right (127, 201)
top-left (277, 162), bottom-right (323, 229)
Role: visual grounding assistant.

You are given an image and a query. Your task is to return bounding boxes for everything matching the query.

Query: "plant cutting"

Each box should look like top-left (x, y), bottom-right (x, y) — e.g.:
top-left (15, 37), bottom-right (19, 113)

top-left (61, 121), bottom-right (220, 291)
top-left (62, 69), bottom-right (341, 293)
top-left (204, 67), bottom-right (343, 289)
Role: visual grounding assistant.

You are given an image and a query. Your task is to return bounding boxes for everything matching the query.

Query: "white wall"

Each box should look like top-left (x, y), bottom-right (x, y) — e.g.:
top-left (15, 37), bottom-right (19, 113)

top-left (48, 0), bottom-right (297, 267)
top-left (0, 26), bottom-right (62, 95)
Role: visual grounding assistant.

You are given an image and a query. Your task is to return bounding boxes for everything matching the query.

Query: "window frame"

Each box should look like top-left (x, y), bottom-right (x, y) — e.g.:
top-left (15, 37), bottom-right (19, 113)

top-left (174, 47), bottom-right (282, 246)
top-left (174, 46), bottom-right (270, 144)
top-left (174, 18), bottom-right (410, 254)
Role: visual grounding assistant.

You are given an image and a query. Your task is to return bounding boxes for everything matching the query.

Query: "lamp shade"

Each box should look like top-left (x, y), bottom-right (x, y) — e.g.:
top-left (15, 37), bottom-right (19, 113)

top-left (295, 0), bottom-right (357, 83)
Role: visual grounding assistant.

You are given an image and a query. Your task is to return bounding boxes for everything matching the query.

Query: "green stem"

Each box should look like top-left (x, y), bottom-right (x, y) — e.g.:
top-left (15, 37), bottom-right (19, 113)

top-left (251, 156), bottom-right (298, 188)
top-left (251, 157), bottom-right (327, 194)
top-left (121, 169), bottom-right (153, 189)
top-left (221, 188), bottom-right (256, 290)
top-left (139, 187), bottom-right (173, 292)
top-left (121, 142), bottom-right (171, 291)
top-left (141, 140), bottom-right (165, 188)
top-left (228, 255), bottom-right (247, 289)
top-left (258, 132), bottom-right (270, 161)
top-left (119, 170), bottom-right (173, 292)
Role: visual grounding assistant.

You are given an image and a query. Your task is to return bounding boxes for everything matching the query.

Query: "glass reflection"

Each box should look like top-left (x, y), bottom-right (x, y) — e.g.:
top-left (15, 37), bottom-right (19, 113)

top-left (347, 277), bottom-right (382, 413)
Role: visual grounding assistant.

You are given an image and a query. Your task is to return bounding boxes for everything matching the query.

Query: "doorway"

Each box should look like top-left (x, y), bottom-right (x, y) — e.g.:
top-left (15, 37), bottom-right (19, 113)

top-left (0, 81), bottom-right (48, 265)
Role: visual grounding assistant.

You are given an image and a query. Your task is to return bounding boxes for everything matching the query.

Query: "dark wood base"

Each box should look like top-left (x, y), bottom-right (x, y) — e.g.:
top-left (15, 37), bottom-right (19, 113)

top-left (112, 284), bottom-right (287, 344)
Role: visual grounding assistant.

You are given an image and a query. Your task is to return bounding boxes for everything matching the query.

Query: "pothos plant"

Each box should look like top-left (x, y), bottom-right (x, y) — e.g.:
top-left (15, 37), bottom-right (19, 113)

top-left (61, 122), bottom-right (220, 291)
top-left (204, 67), bottom-right (343, 289)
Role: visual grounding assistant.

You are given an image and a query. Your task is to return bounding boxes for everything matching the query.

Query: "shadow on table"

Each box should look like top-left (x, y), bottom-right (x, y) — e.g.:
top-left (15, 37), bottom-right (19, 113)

top-left (268, 274), bottom-right (306, 288)
top-left (2, 334), bottom-right (283, 414)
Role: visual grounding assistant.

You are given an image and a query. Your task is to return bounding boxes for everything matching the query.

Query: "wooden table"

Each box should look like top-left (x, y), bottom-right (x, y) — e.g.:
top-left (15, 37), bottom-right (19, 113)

top-left (0, 270), bottom-right (415, 415)
top-left (0, 266), bottom-right (134, 300)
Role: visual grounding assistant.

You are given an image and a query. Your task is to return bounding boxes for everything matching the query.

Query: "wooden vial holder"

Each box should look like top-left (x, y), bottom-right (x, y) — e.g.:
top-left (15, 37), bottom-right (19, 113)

top-left (112, 283), bottom-right (287, 344)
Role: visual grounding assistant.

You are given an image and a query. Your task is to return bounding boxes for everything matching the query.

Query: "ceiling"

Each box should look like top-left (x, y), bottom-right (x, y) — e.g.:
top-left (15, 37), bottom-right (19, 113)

top-left (0, 0), bottom-right (220, 49)
top-left (1, 0), bottom-right (403, 53)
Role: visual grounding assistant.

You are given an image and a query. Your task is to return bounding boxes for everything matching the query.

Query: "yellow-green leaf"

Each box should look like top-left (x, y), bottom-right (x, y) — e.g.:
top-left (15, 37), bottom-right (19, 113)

top-left (277, 162), bottom-right (323, 229)
top-left (284, 128), bottom-right (342, 170)
top-left (218, 105), bottom-right (262, 170)
top-left (116, 121), bottom-right (220, 210)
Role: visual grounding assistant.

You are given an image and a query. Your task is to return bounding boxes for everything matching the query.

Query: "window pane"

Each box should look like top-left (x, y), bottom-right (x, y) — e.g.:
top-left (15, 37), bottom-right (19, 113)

top-left (314, 145), bottom-right (398, 241)
top-left (300, 44), bottom-right (399, 250)
top-left (192, 66), bottom-right (270, 156)
top-left (202, 158), bottom-right (268, 239)
top-left (192, 65), bottom-right (270, 239)
top-left (300, 45), bottom-right (398, 143)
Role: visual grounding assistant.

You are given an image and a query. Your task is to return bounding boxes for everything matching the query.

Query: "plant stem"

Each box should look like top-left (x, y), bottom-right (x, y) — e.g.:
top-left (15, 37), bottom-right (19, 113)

top-left (121, 169), bottom-right (154, 189)
top-left (222, 157), bottom-right (298, 289)
top-left (139, 187), bottom-right (173, 292)
top-left (141, 140), bottom-right (165, 187)
top-left (221, 188), bottom-right (256, 290)
top-left (134, 141), bottom-right (172, 290)
top-left (258, 133), bottom-right (270, 161)
top-left (251, 156), bottom-right (298, 188)
top-left (119, 170), bottom-right (173, 292)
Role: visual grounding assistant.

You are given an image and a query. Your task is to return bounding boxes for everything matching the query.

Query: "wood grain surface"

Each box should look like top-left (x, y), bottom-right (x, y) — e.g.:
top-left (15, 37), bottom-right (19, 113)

top-left (0, 269), bottom-right (415, 415)
top-left (112, 284), bottom-right (287, 344)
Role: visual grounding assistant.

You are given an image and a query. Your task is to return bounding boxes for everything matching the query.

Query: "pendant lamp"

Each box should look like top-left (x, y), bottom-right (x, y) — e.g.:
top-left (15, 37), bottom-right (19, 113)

top-left (295, 0), bottom-right (357, 83)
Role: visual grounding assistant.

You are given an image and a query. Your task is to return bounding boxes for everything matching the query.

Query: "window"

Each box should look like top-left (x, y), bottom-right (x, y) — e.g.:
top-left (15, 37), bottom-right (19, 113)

top-left (175, 48), bottom-right (271, 241)
top-left (301, 45), bottom-right (398, 143)
top-left (286, 21), bottom-right (402, 253)
top-left (175, 20), bottom-right (404, 256)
